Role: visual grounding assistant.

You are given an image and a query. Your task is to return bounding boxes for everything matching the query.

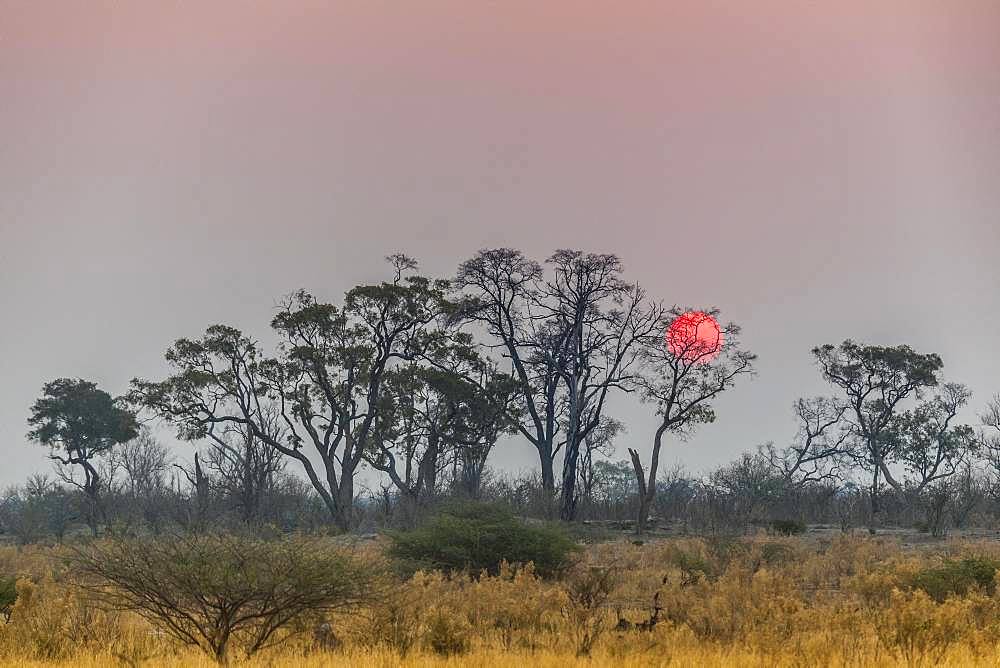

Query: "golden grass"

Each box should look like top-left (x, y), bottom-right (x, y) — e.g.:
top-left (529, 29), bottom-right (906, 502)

top-left (5, 534), bottom-right (1000, 666)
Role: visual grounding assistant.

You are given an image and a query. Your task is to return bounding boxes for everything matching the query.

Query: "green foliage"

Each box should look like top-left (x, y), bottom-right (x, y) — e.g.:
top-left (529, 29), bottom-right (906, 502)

top-left (910, 557), bottom-right (1000, 602)
top-left (387, 502), bottom-right (579, 578)
top-left (0, 576), bottom-right (16, 622)
top-left (770, 519), bottom-right (806, 536)
top-left (27, 378), bottom-right (137, 457)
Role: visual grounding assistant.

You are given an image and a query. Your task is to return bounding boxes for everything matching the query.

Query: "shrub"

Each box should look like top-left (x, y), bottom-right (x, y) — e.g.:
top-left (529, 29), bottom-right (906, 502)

top-left (67, 533), bottom-right (379, 662)
top-left (0, 576), bottom-right (16, 622)
top-left (387, 502), bottom-right (579, 578)
top-left (770, 519), bottom-right (806, 536)
top-left (910, 557), bottom-right (1000, 602)
top-left (424, 609), bottom-right (471, 656)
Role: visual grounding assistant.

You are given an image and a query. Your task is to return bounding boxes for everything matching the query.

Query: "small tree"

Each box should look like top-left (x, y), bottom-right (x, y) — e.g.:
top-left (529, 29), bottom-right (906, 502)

top-left (981, 396), bottom-right (1000, 495)
top-left (577, 418), bottom-right (624, 517)
top-left (111, 428), bottom-right (173, 533)
top-left (69, 533), bottom-right (379, 663)
top-left (763, 397), bottom-right (850, 487)
top-left (27, 378), bottom-right (138, 535)
top-left (629, 308), bottom-right (755, 534)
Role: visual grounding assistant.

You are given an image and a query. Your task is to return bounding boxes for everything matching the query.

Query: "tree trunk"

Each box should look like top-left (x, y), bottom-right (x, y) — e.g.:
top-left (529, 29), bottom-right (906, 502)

top-left (629, 423), bottom-right (669, 536)
top-left (629, 448), bottom-right (651, 535)
top-left (559, 436), bottom-right (582, 521)
top-left (869, 466), bottom-right (881, 531)
top-left (539, 448), bottom-right (556, 493)
top-left (335, 478), bottom-right (353, 532)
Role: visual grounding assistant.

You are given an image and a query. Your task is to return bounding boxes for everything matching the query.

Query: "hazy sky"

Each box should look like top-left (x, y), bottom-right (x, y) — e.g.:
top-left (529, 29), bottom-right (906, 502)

top-left (2, 1), bottom-right (998, 488)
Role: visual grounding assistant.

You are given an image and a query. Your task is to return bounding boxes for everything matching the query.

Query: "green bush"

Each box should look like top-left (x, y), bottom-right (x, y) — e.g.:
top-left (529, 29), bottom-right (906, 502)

top-left (0, 575), bottom-right (16, 622)
top-left (387, 502), bottom-right (579, 578)
top-left (910, 557), bottom-right (1000, 602)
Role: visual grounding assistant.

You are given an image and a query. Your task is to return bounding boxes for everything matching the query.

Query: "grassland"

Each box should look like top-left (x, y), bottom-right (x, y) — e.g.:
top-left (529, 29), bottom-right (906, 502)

top-left (5, 531), bottom-right (1000, 666)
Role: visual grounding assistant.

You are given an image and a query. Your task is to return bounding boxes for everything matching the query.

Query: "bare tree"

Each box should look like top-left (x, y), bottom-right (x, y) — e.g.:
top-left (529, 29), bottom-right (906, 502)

top-left (201, 411), bottom-right (285, 526)
top-left (628, 308), bottom-right (756, 534)
top-left (454, 249), bottom-right (659, 520)
top-left (982, 395), bottom-right (1000, 491)
top-left (112, 428), bottom-right (173, 532)
top-left (577, 417), bottom-right (624, 514)
top-left (764, 397), bottom-right (850, 486)
top-left (453, 249), bottom-right (564, 493)
top-left (537, 251), bottom-right (663, 521)
top-left (950, 461), bottom-right (987, 528)
top-left (173, 452), bottom-right (213, 532)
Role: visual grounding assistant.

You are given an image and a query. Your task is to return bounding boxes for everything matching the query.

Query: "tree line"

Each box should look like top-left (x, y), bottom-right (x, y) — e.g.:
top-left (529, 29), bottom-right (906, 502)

top-left (4, 248), bottom-right (999, 540)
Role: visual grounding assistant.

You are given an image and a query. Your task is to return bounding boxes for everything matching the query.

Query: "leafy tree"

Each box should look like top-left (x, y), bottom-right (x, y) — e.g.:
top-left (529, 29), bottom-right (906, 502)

top-left (27, 378), bottom-right (138, 535)
top-left (812, 341), bottom-right (944, 516)
top-left (629, 308), bottom-right (756, 534)
top-left (886, 383), bottom-right (978, 494)
top-left (131, 256), bottom-right (450, 531)
top-left (369, 340), bottom-right (516, 517)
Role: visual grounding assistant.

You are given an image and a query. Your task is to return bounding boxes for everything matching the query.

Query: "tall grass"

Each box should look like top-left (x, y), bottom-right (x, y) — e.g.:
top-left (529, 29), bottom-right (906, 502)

top-left (5, 535), bottom-right (1000, 665)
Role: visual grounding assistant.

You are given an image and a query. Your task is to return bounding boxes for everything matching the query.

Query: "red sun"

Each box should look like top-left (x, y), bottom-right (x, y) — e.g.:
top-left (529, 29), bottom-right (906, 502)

top-left (665, 311), bottom-right (723, 363)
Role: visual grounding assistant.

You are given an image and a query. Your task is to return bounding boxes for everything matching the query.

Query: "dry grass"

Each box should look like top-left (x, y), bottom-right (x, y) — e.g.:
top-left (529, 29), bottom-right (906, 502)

top-left (5, 533), bottom-right (1000, 666)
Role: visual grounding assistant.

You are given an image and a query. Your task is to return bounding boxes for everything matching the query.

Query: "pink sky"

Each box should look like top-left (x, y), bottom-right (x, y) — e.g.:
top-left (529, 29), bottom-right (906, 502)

top-left (1, 1), bottom-right (998, 483)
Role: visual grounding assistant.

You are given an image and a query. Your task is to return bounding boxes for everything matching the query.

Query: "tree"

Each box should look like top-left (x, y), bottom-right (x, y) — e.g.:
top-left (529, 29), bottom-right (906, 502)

top-left (886, 383), bottom-right (977, 495)
top-left (706, 452), bottom-right (785, 529)
top-left (27, 378), bottom-right (138, 535)
top-left (369, 338), bottom-right (516, 515)
top-left (982, 395), bottom-right (1000, 494)
top-left (69, 534), bottom-right (379, 662)
top-left (111, 428), bottom-right (173, 533)
top-left (539, 251), bottom-right (662, 521)
top-left (812, 341), bottom-right (943, 517)
top-left (453, 249), bottom-right (661, 520)
top-left (763, 397), bottom-right (850, 487)
top-left (577, 417), bottom-right (624, 513)
top-left (589, 459), bottom-right (638, 510)
top-left (449, 359), bottom-right (518, 499)
top-left (201, 413), bottom-right (285, 527)
top-left (453, 249), bottom-right (563, 493)
top-left (628, 308), bottom-right (755, 534)
top-left (131, 256), bottom-right (450, 531)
